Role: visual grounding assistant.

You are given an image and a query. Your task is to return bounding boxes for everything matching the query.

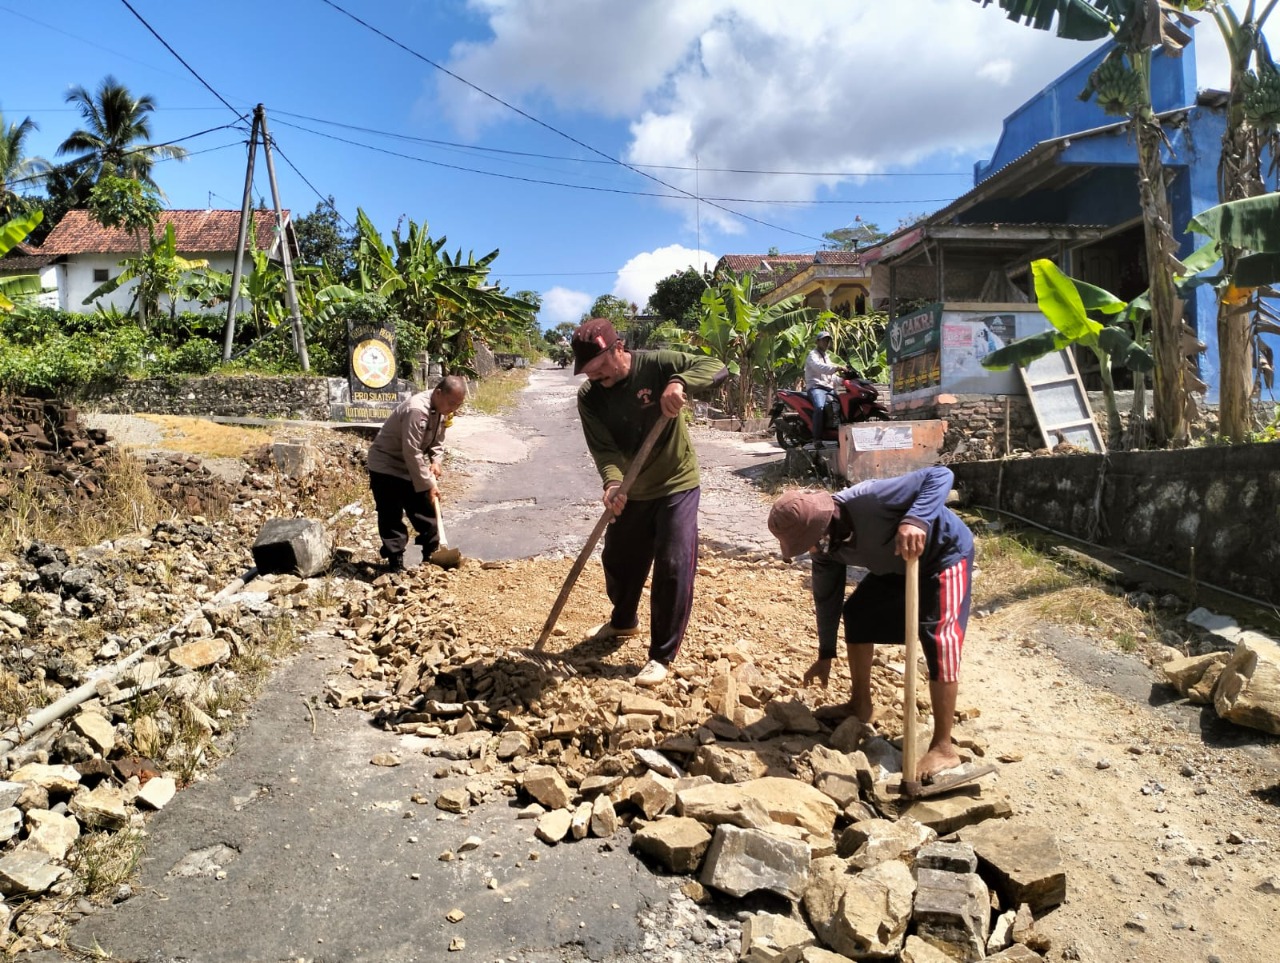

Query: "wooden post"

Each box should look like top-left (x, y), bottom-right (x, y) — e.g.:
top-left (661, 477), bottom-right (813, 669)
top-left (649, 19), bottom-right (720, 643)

top-left (222, 108), bottom-right (261, 362)
top-left (257, 107), bottom-right (310, 371)
top-left (902, 556), bottom-right (921, 790)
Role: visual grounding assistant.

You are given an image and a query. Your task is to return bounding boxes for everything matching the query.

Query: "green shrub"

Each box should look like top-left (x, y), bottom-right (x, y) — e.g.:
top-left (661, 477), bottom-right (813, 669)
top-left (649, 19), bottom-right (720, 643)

top-left (0, 328), bottom-right (151, 394)
top-left (146, 337), bottom-right (222, 376)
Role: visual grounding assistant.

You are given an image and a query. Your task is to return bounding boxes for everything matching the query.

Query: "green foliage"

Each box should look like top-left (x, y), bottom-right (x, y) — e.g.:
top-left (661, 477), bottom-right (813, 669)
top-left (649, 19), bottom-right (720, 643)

top-left (58, 75), bottom-right (188, 188)
top-left (146, 337), bottom-right (221, 376)
top-left (585, 294), bottom-right (635, 326)
top-left (982, 258), bottom-right (1152, 442)
top-left (646, 268), bottom-right (708, 329)
top-left (294, 197), bottom-right (356, 280)
top-left (695, 273), bottom-right (814, 419)
top-left (87, 175), bottom-right (161, 239)
top-left (0, 210), bottom-right (44, 312)
top-left (0, 327), bottom-right (150, 394)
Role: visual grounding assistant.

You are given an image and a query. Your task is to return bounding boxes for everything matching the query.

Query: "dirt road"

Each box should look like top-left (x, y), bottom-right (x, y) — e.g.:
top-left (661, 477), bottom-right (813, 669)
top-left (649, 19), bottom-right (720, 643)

top-left (47, 365), bottom-right (1279, 963)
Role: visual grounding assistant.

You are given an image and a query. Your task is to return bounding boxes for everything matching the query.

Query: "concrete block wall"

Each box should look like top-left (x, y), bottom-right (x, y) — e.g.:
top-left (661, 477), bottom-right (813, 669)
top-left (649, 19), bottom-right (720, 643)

top-left (950, 444), bottom-right (1280, 601)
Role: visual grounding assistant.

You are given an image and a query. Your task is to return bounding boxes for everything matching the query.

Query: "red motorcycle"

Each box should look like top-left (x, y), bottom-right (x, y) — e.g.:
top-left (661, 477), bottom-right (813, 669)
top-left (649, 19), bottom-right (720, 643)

top-left (768, 371), bottom-right (889, 449)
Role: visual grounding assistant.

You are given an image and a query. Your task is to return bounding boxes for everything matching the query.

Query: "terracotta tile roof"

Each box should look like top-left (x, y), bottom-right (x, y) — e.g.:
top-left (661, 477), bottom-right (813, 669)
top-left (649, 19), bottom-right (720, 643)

top-left (38, 209), bottom-right (291, 256)
top-left (1, 242), bottom-right (54, 272)
top-left (715, 254), bottom-right (812, 275)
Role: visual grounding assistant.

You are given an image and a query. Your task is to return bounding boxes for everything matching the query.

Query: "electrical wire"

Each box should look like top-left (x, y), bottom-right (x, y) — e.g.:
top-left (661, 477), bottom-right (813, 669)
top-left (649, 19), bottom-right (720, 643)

top-left (272, 117), bottom-right (957, 207)
top-left (4, 123), bottom-right (250, 188)
top-left (267, 138), bottom-right (355, 230)
top-left (117, 0), bottom-right (245, 119)
top-left (316, 0), bottom-right (827, 243)
top-left (268, 108), bottom-right (971, 178)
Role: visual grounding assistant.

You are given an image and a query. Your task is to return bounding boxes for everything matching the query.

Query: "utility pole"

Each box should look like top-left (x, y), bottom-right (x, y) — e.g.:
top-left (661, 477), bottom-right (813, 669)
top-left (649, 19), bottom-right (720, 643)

top-left (221, 104), bottom-right (310, 371)
top-left (222, 110), bottom-right (260, 362)
top-left (259, 107), bottom-right (309, 371)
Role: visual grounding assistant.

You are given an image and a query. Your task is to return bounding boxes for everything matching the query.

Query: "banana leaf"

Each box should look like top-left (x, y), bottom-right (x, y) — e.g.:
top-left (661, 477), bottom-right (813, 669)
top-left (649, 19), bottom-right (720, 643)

top-left (1234, 253), bottom-right (1280, 288)
top-left (0, 211), bottom-right (43, 257)
top-left (1187, 193), bottom-right (1280, 251)
top-left (981, 329), bottom-right (1066, 370)
top-left (1098, 326), bottom-right (1154, 370)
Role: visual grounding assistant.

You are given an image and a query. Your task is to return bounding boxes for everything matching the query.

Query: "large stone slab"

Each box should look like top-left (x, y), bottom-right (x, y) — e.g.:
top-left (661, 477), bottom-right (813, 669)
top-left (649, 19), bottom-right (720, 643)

top-left (803, 855), bottom-right (915, 959)
top-left (700, 824), bottom-right (810, 900)
top-left (957, 821), bottom-right (1066, 912)
top-left (1214, 635), bottom-right (1280, 735)
top-left (1162, 651), bottom-right (1229, 696)
top-left (740, 912), bottom-right (816, 963)
top-left (873, 779), bottom-right (1012, 836)
top-left (251, 517), bottom-right (331, 578)
top-left (632, 816), bottom-right (711, 873)
top-left (912, 867), bottom-right (991, 962)
top-left (0, 850), bottom-right (65, 896)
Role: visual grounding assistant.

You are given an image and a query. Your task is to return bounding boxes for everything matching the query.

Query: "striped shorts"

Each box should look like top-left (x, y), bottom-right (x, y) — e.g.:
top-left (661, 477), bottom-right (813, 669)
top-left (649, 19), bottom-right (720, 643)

top-left (842, 551), bottom-right (974, 682)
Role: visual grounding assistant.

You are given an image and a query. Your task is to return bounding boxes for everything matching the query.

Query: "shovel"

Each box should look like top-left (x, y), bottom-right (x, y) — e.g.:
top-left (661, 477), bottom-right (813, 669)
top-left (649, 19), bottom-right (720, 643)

top-left (529, 414), bottom-right (672, 662)
top-left (428, 493), bottom-right (462, 569)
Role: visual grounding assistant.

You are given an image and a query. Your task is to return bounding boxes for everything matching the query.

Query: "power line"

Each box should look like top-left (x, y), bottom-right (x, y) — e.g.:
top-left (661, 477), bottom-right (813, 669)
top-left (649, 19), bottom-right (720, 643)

top-left (272, 117), bottom-right (957, 207)
top-left (267, 136), bottom-right (356, 230)
top-left (269, 108), bottom-right (971, 178)
top-left (5, 122), bottom-right (249, 188)
top-left (117, 0), bottom-right (245, 119)
top-left (316, 0), bottom-right (827, 243)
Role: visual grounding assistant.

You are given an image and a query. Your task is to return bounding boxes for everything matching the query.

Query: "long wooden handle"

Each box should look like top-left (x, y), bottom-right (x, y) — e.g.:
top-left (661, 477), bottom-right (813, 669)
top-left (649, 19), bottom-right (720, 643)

top-left (902, 556), bottom-right (921, 787)
top-left (432, 495), bottom-right (450, 549)
top-left (534, 414), bottom-right (672, 651)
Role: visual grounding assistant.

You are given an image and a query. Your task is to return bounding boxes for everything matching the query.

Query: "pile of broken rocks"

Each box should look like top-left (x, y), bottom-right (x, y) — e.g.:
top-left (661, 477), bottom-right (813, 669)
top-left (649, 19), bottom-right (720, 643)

top-left (326, 557), bottom-right (1068, 963)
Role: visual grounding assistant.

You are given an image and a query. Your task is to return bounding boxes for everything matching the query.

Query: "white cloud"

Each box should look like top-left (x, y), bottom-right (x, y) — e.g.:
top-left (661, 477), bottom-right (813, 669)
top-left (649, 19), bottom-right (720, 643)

top-left (430, 2), bottom-right (1275, 233)
top-left (540, 286), bottom-right (593, 329)
top-left (613, 245), bottom-right (717, 312)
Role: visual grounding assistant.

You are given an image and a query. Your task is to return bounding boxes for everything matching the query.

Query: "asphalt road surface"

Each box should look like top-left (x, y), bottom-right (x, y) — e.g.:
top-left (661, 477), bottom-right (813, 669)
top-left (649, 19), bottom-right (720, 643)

top-left (44, 365), bottom-right (784, 963)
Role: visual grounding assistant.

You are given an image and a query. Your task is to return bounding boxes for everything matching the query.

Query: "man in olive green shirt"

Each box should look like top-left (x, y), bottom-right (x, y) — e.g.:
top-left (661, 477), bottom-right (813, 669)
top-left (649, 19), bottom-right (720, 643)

top-left (572, 318), bottom-right (727, 686)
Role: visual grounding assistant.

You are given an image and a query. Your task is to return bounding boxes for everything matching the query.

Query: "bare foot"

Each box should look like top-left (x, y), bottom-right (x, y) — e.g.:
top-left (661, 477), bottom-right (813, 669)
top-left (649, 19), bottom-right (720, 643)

top-left (814, 700), bottom-right (879, 725)
top-left (916, 743), bottom-right (964, 781)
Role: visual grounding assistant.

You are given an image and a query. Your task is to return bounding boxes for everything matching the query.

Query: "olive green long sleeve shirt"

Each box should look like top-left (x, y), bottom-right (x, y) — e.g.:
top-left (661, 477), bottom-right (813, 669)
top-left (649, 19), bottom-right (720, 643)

top-left (577, 350), bottom-right (727, 501)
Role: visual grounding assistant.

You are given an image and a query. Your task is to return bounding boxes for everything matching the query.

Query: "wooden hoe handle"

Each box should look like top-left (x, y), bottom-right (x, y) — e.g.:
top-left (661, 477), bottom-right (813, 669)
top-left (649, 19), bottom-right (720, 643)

top-left (534, 415), bottom-right (672, 652)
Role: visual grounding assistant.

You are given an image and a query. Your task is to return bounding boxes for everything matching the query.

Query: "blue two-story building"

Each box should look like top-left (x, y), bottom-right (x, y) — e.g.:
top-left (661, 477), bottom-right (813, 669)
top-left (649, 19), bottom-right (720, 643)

top-left (863, 39), bottom-right (1253, 406)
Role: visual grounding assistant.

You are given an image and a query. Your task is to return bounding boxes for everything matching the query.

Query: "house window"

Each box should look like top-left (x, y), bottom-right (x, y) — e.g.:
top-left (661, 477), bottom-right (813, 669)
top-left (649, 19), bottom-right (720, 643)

top-left (93, 268), bottom-right (109, 283)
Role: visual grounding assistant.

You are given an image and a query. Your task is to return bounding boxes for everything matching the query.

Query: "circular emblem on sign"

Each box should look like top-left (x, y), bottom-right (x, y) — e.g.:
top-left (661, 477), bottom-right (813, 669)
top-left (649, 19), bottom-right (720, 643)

top-left (889, 324), bottom-right (903, 353)
top-left (353, 339), bottom-right (394, 389)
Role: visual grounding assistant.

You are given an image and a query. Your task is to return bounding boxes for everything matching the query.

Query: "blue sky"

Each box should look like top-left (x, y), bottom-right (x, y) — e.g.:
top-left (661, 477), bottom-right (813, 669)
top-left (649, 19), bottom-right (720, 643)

top-left (3, 1), bottom-right (1270, 329)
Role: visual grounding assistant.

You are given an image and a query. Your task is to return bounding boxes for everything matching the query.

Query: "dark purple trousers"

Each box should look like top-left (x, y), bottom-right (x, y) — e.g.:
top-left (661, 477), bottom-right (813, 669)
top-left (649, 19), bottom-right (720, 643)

top-left (369, 470), bottom-right (439, 559)
top-left (600, 486), bottom-right (700, 665)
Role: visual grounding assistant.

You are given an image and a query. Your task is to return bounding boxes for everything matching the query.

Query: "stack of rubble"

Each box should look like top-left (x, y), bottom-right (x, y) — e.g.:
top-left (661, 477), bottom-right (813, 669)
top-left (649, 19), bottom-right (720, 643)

top-left (0, 397), bottom-right (110, 503)
top-left (328, 557), bottom-right (1068, 963)
top-left (0, 559), bottom-right (323, 953)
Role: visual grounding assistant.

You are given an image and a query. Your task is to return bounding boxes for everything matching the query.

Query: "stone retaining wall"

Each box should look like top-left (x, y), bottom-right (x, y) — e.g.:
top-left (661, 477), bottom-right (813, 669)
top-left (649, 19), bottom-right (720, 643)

top-left (950, 444), bottom-right (1280, 601)
top-left (83, 376), bottom-right (349, 420)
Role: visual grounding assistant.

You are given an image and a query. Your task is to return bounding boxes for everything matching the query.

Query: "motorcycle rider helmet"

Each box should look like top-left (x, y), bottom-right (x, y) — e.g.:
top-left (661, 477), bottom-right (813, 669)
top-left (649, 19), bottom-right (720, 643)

top-left (815, 330), bottom-right (832, 343)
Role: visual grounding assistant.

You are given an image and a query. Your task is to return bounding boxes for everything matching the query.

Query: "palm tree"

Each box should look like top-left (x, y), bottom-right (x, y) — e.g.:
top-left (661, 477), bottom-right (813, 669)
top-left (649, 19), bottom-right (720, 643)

top-left (56, 76), bottom-right (187, 189)
top-left (972, 0), bottom-right (1202, 447)
top-left (0, 112), bottom-right (50, 220)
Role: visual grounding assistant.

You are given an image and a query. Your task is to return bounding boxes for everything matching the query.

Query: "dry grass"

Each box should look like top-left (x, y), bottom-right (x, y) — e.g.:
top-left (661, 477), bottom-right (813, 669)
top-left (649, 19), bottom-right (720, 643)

top-left (69, 828), bottom-right (145, 902)
top-left (974, 527), bottom-right (1159, 653)
top-left (0, 448), bottom-right (169, 554)
top-left (468, 369), bottom-right (529, 415)
top-left (132, 415), bottom-right (269, 458)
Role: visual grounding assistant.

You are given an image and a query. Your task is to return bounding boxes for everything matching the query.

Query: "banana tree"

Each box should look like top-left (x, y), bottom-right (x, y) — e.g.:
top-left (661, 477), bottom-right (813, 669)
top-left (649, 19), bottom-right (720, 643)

top-left (696, 273), bottom-right (812, 420)
top-left (353, 208), bottom-right (532, 376)
top-left (0, 210), bottom-right (44, 311)
top-left (1199, 1), bottom-right (1280, 440)
top-left (1183, 192), bottom-right (1280, 421)
top-left (973, 0), bottom-right (1204, 447)
top-left (83, 222), bottom-right (208, 328)
top-left (982, 258), bottom-right (1154, 442)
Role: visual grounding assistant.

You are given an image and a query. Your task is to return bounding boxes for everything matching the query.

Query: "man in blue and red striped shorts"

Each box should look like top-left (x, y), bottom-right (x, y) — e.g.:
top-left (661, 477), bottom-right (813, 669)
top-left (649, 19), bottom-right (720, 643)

top-left (767, 466), bottom-right (975, 780)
